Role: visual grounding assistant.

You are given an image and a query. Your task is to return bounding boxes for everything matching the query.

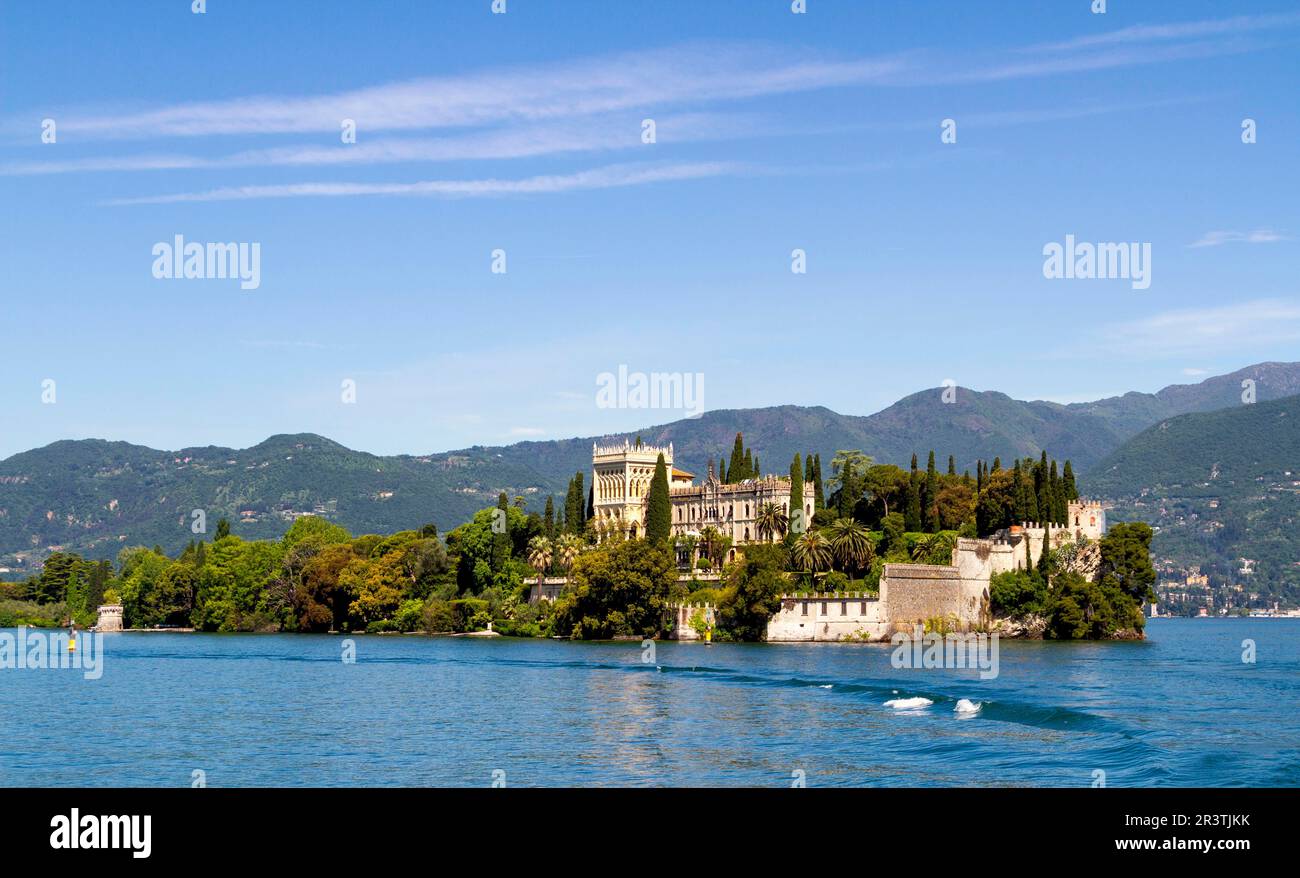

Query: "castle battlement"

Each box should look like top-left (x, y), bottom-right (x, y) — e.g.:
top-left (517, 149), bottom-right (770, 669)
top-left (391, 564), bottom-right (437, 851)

top-left (593, 439), bottom-right (673, 461)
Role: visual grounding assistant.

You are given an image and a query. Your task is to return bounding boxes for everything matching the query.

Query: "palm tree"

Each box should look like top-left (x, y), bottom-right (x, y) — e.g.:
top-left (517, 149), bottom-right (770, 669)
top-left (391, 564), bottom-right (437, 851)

top-left (554, 533), bottom-right (582, 573)
top-left (910, 532), bottom-right (955, 564)
top-left (826, 517), bottom-right (873, 575)
top-left (755, 502), bottom-right (789, 542)
top-left (792, 530), bottom-right (833, 574)
top-left (526, 535), bottom-right (553, 576)
top-left (698, 526), bottom-right (730, 568)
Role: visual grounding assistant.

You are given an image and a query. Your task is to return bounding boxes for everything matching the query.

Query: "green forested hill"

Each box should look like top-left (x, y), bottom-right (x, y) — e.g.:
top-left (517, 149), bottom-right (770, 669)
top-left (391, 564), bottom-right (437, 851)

top-left (1088, 395), bottom-right (1300, 602)
top-left (2, 362), bottom-right (1297, 568)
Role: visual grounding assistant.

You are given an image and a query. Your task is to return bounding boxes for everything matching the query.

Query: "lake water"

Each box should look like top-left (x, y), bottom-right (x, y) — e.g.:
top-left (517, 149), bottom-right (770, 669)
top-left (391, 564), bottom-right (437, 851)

top-left (2, 618), bottom-right (1297, 787)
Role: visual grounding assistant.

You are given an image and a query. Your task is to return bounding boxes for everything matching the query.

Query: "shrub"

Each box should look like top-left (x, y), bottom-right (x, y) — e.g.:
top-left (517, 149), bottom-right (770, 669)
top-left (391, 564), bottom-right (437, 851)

top-left (989, 570), bottom-right (1047, 619)
top-left (822, 571), bottom-right (850, 593)
top-left (421, 598), bottom-right (455, 633)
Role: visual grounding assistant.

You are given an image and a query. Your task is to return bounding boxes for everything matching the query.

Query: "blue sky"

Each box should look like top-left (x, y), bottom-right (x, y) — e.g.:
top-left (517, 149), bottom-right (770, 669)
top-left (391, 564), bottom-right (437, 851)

top-left (2, 0), bottom-right (1297, 459)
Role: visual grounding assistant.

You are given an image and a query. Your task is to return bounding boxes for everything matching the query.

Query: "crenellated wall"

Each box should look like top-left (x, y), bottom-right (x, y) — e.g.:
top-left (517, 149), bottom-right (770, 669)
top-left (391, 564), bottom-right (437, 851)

top-left (95, 604), bottom-right (124, 632)
top-left (765, 593), bottom-right (884, 642)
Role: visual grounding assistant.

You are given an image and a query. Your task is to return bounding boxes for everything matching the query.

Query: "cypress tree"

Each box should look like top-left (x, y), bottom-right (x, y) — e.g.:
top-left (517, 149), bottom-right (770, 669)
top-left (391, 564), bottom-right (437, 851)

top-left (905, 476), bottom-right (922, 532)
top-left (948, 455), bottom-right (956, 476)
top-left (742, 448), bottom-right (754, 481)
top-left (804, 453), bottom-right (814, 484)
top-left (923, 451), bottom-right (938, 532)
top-left (991, 457), bottom-right (1001, 473)
top-left (1062, 460), bottom-right (1078, 502)
top-left (789, 454), bottom-right (804, 528)
top-left (563, 476), bottom-right (576, 533)
top-left (492, 492), bottom-right (511, 571)
top-left (719, 457), bottom-right (727, 483)
top-left (1036, 451), bottom-right (1050, 522)
top-left (543, 496), bottom-right (555, 539)
top-left (1038, 531), bottom-right (1052, 579)
top-left (564, 473), bottom-right (585, 534)
top-left (728, 434), bottom-right (746, 484)
top-left (1049, 461), bottom-right (1063, 524)
top-left (752, 455), bottom-right (760, 479)
top-left (645, 453), bottom-right (672, 545)
top-left (838, 458), bottom-right (858, 519)
top-left (812, 454), bottom-right (825, 510)
top-left (1012, 462), bottom-right (1025, 522)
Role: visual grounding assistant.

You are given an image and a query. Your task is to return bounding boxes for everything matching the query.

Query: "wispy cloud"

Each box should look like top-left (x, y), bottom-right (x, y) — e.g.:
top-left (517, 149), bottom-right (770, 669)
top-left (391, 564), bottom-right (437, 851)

top-left (1024, 11), bottom-right (1300, 52)
top-left (1188, 229), bottom-right (1289, 248)
top-left (12, 43), bottom-right (904, 142)
top-left (2, 112), bottom-right (759, 176)
top-left (8, 13), bottom-right (1297, 203)
top-left (1098, 299), bottom-right (1300, 356)
top-left (104, 160), bottom-right (741, 205)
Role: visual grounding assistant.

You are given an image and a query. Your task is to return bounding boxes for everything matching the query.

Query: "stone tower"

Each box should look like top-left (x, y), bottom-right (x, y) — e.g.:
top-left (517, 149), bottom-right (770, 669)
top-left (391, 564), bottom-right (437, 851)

top-left (591, 440), bottom-right (673, 539)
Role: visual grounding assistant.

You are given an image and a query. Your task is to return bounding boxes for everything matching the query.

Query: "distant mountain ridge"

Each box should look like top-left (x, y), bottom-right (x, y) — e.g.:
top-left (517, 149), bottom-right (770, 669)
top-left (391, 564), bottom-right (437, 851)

top-left (1087, 393), bottom-right (1300, 602)
top-left (1, 361), bottom-right (1297, 565)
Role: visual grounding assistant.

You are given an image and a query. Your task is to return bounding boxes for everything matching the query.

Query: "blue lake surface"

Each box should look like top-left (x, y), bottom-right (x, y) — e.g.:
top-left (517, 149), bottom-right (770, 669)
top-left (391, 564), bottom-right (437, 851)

top-left (2, 618), bottom-right (1297, 787)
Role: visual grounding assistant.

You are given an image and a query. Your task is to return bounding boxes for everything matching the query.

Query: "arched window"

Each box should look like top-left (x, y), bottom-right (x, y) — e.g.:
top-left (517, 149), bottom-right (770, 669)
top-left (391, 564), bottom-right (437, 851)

top-left (744, 527), bottom-right (750, 541)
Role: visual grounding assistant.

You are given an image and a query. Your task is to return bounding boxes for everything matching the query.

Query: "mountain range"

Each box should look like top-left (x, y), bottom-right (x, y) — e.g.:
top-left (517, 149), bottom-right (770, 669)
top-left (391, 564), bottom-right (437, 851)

top-left (2, 361), bottom-right (1298, 572)
top-left (1089, 392), bottom-right (1300, 600)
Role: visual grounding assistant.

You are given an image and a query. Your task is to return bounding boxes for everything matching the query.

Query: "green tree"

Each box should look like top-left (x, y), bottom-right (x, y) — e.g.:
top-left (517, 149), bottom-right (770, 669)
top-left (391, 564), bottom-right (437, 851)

top-left (551, 540), bottom-right (676, 639)
top-left (645, 453), bottom-right (672, 545)
top-left (1099, 522), bottom-right (1157, 604)
top-left (715, 544), bottom-right (788, 641)
top-left (922, 450), bottom-right (938, 532)
top-left (791, 530), bottom-right (832, 575)
top-left (788, 453), bottom-right (805, 529)
top-left (755, 502), bottom-right (789, 542)
top-left (728, 433), bottom-right (746, 483)
top-left (1062, 461), bottom-right (1078, 502)
top-left (826, 518), bottom-right (873, 576)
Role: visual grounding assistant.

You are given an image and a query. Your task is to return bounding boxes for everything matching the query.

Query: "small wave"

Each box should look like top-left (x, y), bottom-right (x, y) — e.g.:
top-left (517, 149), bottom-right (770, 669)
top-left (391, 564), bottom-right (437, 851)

top-left (884, 697), bottom-right (933, 710)
top-left (817, 684), bottom-right (833, 689)
top-left (954, 699), bottom-right (982, 714)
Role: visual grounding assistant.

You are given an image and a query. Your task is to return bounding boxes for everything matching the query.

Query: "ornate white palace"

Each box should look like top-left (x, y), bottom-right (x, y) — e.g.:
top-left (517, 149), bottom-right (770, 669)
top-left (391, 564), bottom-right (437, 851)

top-left (592, 440), bottom-right (815, 561)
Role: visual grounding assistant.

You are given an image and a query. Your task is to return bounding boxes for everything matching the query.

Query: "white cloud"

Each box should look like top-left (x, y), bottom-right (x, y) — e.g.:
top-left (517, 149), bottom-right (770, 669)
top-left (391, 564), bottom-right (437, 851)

top-left (2, 111), bottom-right (760, 177)
top-left (1181, 367), bottom-right (1209, 376)
top-left (104, 160), bottom-right (740, 205)
top-left (1188, 229), bottom-right (1288, 248)
top-left (14, 43), bottom-right (904, 141)
top-left (1098, 299), bottom-right (1300, 356)
top-left (1024, 11), bottom-right (1300, 52)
